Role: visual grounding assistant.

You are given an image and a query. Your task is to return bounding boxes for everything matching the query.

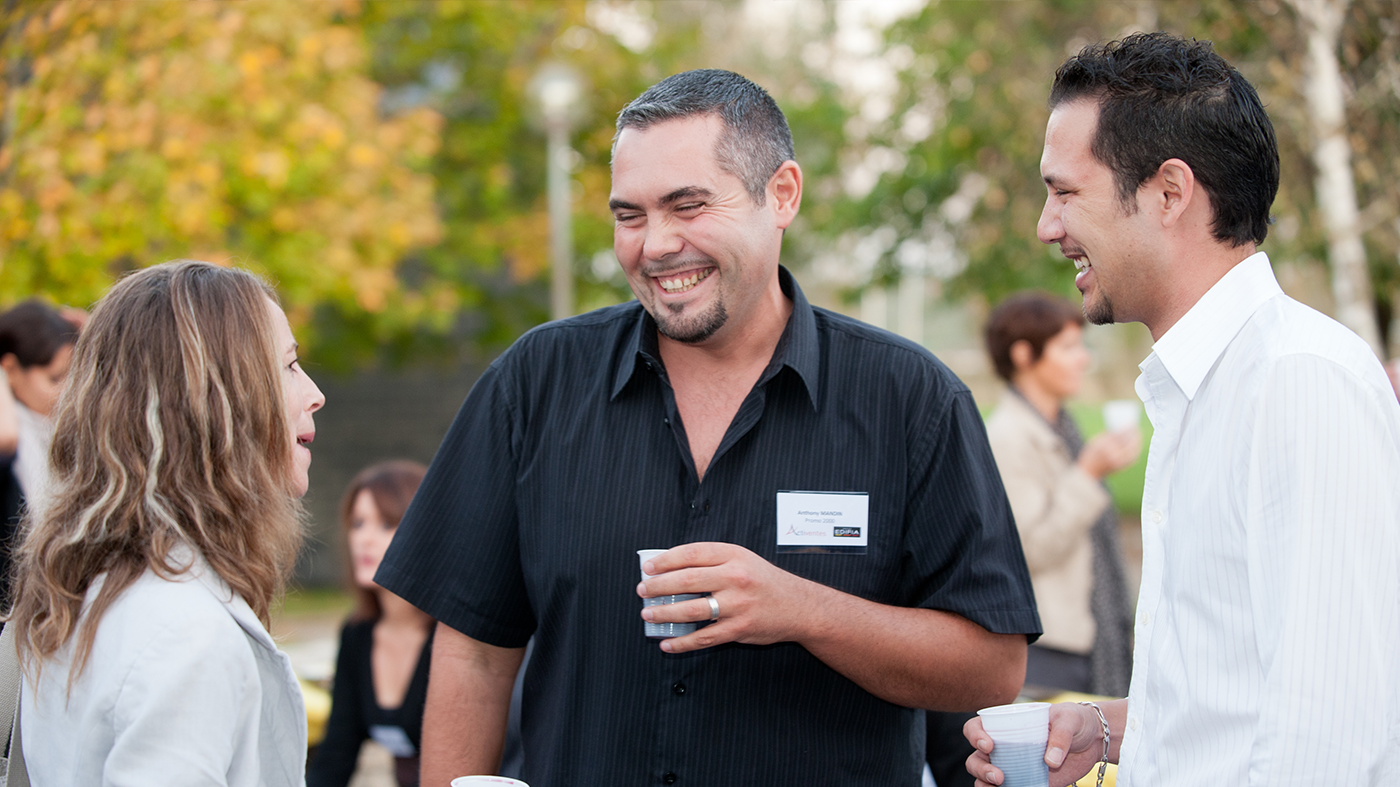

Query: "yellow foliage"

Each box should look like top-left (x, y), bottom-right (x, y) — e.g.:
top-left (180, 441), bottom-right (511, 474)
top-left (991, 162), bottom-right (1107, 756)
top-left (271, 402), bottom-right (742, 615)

top-left (0, 0), bottom-right (442, 342)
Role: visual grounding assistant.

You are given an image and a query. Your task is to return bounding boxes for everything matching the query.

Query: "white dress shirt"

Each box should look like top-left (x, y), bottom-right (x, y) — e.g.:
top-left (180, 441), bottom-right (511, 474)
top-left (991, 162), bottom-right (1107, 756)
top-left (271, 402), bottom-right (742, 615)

top-left (11, 400), bottom-right (53, 512)
top-left (1118, 252), bottom-right (1400, 785)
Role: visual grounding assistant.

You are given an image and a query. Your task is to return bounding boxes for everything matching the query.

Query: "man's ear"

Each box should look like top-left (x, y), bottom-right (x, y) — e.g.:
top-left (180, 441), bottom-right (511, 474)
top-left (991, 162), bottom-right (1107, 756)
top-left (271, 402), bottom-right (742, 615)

top-left (769, 160), bottom-right (803, 229)
top-left (1152, 157), bottom-right (1195, 229)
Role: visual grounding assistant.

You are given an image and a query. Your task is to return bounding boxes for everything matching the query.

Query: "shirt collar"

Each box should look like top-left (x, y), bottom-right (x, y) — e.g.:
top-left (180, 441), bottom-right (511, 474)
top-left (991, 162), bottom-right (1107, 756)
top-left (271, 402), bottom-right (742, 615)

top-left (1145, 252), bottom-right (1281, 400)
top-left (611, 266), bottom-right (820, 410)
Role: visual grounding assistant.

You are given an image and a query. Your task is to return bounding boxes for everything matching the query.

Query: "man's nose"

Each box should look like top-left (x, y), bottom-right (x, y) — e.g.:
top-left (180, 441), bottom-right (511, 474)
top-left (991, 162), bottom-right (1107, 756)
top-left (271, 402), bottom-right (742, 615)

top-left (1037, 196), bottom-right (1063, 245)
top-left (643, 217), bottom-right (684, 260)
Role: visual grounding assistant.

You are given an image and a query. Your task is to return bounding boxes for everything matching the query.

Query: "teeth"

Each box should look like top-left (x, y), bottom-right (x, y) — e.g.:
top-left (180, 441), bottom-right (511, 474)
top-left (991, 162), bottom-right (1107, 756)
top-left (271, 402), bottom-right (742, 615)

top-left (1073, 259), bottom-right (1088, 272)
top-left (659, 269), bottom-right (712, 293)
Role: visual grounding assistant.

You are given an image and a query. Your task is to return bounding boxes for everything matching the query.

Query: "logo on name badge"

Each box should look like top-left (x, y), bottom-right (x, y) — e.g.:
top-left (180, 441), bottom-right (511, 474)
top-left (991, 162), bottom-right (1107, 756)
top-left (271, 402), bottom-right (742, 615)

top-left (832, 526), bottom-right (861, 538)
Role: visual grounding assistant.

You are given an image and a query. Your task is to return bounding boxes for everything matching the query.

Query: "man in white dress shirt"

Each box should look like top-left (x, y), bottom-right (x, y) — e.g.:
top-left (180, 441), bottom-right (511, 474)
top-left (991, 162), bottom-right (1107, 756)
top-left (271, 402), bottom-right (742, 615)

top-left (965, 31), bottom-right (1400, 787)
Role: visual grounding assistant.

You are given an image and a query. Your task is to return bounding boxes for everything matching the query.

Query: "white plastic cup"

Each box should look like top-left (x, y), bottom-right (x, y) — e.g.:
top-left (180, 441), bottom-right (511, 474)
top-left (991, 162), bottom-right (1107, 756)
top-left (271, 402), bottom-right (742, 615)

top-left (977, 702), bottom-right (1050, 787)
top-left (450, 778), bottom-right (529, 787)
top-left (1102, 399), bottom-right (1141, 433)
top-left (637, 549), bottom-right (701, 639)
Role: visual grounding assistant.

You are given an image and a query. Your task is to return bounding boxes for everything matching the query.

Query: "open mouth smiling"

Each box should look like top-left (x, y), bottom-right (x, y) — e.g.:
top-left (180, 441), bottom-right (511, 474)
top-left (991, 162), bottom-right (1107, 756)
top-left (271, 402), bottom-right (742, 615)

top-left (657, 268), bottom-right (713, 294)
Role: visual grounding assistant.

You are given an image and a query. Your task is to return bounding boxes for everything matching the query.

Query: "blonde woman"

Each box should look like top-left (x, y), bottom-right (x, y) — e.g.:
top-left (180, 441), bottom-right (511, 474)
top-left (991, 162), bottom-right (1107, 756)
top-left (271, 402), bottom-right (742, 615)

top-left (9, 261), bottom-right (325, 785)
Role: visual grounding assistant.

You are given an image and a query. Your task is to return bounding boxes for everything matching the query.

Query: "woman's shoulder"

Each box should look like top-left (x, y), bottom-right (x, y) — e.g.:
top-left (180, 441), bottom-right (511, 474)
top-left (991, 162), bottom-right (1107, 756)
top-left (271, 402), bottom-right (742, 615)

top-left (95, 566), bottom-right (252, 657)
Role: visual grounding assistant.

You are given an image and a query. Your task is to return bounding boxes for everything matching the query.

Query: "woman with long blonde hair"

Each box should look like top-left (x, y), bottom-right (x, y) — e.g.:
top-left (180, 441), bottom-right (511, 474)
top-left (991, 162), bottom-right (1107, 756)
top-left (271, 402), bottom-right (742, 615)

top-left (9, 260), bottom-right (325, 785)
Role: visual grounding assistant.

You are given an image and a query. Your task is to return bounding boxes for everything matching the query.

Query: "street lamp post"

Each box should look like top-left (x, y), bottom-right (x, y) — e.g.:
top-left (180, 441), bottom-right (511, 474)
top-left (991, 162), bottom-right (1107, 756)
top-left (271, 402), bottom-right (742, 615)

top-left (531, 63), bottom-right (585, 322)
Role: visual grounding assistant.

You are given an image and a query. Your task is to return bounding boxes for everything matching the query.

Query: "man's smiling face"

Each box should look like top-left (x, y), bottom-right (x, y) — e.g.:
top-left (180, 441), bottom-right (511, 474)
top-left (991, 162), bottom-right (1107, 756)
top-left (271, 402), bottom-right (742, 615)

top-left (609, 113), bottom-right (783, 346)
top-left (1037, 99), bottom-right (1154, 325)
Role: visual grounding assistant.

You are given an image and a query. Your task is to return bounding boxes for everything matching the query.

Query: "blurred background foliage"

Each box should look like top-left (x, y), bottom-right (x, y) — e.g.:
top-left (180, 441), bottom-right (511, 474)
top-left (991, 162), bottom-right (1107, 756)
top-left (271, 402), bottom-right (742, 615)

top-left (2, 0), bottom-right (1399, 368)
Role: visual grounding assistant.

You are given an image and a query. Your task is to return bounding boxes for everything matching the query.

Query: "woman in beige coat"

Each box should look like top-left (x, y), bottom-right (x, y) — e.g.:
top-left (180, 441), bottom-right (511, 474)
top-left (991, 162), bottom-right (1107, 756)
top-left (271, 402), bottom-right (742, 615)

top-left (983, 293), bottom-right (1139, 695)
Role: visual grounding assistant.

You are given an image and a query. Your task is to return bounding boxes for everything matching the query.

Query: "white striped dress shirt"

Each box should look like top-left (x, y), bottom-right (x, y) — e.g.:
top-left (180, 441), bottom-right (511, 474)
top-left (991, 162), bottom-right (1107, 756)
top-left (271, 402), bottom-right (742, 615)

top-left (1118, 252), bottom-right (1400, 786)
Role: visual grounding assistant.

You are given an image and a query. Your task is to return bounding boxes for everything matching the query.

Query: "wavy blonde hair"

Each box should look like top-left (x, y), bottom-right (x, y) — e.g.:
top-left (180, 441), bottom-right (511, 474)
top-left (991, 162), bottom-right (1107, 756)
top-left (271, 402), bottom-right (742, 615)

top-left (8, 261), bottom-right (306, 681)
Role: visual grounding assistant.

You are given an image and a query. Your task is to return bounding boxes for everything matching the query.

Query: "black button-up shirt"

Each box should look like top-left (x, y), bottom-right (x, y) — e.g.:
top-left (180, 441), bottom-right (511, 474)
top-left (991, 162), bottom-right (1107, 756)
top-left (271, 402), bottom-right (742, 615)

top-left (378, 268), bottom-right (1039, 787)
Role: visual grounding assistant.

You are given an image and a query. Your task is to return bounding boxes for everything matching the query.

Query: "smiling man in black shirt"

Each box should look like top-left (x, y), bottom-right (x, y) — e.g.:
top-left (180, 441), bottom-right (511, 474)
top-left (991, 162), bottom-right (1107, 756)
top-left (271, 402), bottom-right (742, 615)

top-left (377, 69), bottom-right (1039, 787)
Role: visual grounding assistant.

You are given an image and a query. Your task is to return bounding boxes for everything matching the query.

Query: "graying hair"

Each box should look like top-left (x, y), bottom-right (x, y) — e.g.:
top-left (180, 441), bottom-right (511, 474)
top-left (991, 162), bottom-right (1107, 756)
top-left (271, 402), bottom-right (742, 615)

top-left (614, 69), bottom-right (795, 205)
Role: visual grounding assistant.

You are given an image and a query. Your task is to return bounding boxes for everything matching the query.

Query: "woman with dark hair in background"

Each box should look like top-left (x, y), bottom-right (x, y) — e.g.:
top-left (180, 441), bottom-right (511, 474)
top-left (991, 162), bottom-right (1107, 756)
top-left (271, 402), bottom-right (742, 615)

top-left (0, 300), bottom-right (80, 522)
top-left (983, 291), bottom-right (1139, 696)
top-left (12, 260), bottom-right (325, 785)
top-left (308, 460), bottom-right (434, 787)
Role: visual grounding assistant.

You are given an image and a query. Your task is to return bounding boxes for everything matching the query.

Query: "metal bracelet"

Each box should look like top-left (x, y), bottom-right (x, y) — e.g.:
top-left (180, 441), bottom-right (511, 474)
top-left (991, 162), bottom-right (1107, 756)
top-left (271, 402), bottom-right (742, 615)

top-left (1077, 701), bottom-right (1111, 787)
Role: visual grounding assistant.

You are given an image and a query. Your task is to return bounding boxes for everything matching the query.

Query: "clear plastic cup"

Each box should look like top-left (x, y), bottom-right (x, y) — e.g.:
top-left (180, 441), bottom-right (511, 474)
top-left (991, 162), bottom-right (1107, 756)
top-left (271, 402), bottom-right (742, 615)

top-left (1102, 399), bottom-right (1141, 433)
top-left (637, 549), bottom-right (701, 639)
top-left (977, 702), bottom-right (1050, 787)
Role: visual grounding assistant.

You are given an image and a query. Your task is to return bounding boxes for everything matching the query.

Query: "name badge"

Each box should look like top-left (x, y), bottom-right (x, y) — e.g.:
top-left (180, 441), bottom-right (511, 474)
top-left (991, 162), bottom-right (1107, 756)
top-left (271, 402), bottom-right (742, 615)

top-left (776, 491), bottom-right (869, 554)
top-left (369, 724), bottom-right (417, 758)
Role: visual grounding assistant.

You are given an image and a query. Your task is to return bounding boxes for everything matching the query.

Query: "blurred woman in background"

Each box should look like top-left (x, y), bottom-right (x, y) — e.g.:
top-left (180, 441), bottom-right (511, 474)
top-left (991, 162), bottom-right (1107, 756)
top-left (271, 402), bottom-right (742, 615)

top-left (307, 460), bottom-right (434, 787)
top-left (0, 300), bottom-right (80, 519)
top-left (983, 292), bottom-right (1139, 696)
top-left (11, 260), bottom-right (325, 785)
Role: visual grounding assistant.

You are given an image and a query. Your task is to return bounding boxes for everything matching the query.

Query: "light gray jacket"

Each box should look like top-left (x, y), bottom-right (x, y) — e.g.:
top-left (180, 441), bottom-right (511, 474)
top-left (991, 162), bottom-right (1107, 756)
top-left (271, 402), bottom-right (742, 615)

top-left (21, 551), bottom-right (307, 786)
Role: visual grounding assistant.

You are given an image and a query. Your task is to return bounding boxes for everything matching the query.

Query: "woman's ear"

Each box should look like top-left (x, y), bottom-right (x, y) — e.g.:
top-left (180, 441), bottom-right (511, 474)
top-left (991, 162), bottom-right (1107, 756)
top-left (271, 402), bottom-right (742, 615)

top-left (0, 353), bottom-right (19, 376)
top-left (1009, 339), bottom-right (1035, 372)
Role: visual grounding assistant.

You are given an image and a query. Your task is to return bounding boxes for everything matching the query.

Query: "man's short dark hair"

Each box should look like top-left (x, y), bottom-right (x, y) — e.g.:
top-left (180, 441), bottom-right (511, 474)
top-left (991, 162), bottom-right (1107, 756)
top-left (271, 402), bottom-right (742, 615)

top-left (984, 291), bottom-right (1086, 383)
top-left (614, 69), bottom-right (794, 205)
top-left (1049, 31), bottom-right (1279, 247)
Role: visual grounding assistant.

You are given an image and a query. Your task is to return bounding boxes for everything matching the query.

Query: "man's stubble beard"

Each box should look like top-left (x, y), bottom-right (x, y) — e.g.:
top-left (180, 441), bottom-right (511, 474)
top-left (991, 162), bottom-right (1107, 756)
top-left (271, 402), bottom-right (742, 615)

top-left (1084, 290), bottom-right (1115, 325)
top-left (655, 298), bottom-right (728, 344)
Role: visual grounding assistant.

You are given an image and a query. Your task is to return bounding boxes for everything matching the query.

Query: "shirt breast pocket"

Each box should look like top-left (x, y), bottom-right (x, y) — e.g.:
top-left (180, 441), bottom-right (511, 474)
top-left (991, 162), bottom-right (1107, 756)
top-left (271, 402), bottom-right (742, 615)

top-left (768, 505), bottom-right (903, 605)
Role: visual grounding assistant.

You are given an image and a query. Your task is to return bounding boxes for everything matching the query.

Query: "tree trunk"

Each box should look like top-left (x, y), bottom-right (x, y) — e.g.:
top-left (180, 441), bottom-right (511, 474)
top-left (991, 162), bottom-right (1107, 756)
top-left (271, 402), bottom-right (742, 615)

top-left (1289, 0), bottom-right (1385, 356)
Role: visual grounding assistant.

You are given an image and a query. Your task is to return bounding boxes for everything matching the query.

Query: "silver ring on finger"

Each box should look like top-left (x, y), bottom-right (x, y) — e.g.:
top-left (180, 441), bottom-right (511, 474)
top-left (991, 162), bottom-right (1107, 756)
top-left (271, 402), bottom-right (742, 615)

top-left (707, 595), bottom-right (720, 621)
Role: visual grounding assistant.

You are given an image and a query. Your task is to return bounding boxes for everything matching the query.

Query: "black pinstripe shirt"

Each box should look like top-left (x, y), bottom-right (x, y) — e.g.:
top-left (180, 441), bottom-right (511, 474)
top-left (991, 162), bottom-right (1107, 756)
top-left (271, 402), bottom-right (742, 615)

top-left (378, 268), bottom-right (1039, 787)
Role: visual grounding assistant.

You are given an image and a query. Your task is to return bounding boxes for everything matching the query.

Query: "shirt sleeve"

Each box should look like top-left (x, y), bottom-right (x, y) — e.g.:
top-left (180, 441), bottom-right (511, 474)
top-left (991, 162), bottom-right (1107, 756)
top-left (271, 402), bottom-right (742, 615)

top-left (306, 621), bottom-right (368, 787)
top-left (1245, 353), bottom-right (1400, 784)
top-left (903, 387), bottom-right (1042, 637)
top-left (374, 360), bottom-right (536, 647)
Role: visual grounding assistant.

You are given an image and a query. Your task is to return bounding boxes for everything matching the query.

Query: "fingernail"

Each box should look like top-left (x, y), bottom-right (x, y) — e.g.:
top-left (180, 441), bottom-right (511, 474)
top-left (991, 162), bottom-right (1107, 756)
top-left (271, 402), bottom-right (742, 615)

top-left (977, 737), bottom-right (992, 753)
top-left (659, 640), bottom-right (673, 652)
top-left (636, 582), bottom-right (648, 598)
top-left (985, 769), bottom-right (1000, 785)
top-left (1047, 747), bottom-right (1065, 767)
top-left (641, 608), bottom-right (653, 621)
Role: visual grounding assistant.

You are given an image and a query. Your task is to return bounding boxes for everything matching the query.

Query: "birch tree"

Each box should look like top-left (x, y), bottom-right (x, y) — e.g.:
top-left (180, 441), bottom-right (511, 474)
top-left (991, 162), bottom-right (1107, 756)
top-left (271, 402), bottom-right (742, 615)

top-left (1285, 0), bottom-right (1384, 354)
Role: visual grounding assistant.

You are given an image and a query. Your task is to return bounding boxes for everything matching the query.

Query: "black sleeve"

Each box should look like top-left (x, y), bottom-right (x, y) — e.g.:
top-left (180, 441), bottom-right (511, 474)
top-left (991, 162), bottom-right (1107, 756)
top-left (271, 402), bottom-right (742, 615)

top-left (903, 387), bottom-right (1041, 637)
top-left (306, 621), bottom-right (370, 787)
top-left (375, 361), bottom-right (535, 647)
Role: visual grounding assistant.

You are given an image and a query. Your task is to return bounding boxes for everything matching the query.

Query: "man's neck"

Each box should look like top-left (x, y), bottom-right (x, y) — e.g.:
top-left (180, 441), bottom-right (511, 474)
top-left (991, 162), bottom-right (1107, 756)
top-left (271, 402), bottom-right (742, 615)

top-left (1143, 243), bottom-right (1258, 341)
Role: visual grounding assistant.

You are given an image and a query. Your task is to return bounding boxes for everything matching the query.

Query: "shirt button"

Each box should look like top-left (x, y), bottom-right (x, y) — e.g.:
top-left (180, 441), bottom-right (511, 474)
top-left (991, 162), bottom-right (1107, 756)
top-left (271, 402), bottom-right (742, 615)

top-left (663, 773), bottom-right (677, 785)
top-left (690, 502), bottom-right (696, 510)
top-left (1129, 716), bottom-right (1140, 732)
top-left (663, 417), bottom-right (670, 426)
top-left (1140, 612), bottom-right (1152, 627)
top-left (672, 681), bottom-right (686, 696)
top-left (1151, 510), bottom-right (1163, 524)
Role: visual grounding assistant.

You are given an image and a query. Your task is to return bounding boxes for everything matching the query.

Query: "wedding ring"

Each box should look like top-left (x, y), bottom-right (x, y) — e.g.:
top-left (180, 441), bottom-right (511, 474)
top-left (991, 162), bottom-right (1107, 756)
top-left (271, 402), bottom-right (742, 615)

top-left (707, 596), bottom-right (720, 621)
